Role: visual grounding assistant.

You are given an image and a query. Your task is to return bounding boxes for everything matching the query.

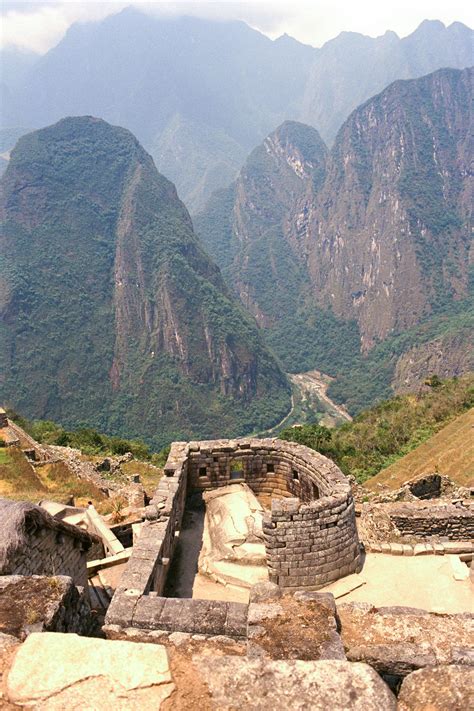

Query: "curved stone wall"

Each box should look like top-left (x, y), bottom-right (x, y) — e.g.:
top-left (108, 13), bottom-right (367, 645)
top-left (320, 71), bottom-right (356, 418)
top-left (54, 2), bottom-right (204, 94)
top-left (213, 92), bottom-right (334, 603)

top-left (105, 438), bottom-right (361, 640)
top-left (186, 438), bottom-right (361, 590)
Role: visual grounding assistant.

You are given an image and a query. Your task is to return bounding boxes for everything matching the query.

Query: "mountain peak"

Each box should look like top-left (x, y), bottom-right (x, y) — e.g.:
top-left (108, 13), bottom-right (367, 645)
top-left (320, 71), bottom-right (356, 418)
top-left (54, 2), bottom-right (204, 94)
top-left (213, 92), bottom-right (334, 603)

top-left (0, 117), bottom-right (290, 447)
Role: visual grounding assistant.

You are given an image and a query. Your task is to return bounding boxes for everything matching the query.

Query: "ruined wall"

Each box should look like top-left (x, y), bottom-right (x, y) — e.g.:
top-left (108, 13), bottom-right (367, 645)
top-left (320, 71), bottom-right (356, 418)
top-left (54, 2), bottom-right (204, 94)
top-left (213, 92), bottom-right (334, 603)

top-left (187, 439), bottom-right (322, 503)
top-left (0, 575), bottom-right (95, 638)
top-left (105, 441), bottom-right (247, 640)
top-left (1, 526), bottom-right (90, 589)
top-left (390, 502), bottom-right (474, 541)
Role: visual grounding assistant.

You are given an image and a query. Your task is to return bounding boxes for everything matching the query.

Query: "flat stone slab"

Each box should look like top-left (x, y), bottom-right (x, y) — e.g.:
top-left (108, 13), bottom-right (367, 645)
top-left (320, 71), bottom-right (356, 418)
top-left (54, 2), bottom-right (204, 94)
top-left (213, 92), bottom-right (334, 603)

top-left (448, 554), bottom-right (470, 581)
top-left (193, 656), bottom-right (397, 710)
top-left (321, 573), bottom-right (366, 599)
top-left (6, 632), bottom-right (174, 709)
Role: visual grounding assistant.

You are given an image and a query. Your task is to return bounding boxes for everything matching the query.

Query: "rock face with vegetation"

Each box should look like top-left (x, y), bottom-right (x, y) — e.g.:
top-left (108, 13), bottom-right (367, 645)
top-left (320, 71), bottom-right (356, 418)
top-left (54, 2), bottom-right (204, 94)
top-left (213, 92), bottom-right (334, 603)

top-left (197, 67), bottom-right (473, 412)
top-left (0, 117), bottom-right (290, 448)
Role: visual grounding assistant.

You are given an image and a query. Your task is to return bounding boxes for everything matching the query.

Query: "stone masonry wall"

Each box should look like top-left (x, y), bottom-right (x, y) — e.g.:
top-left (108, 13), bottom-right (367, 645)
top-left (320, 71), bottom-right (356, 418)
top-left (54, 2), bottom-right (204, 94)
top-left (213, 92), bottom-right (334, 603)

top-left (188, 439), bottom-right (361, 590)
top-left (105, 438), bottom-right (360, 639)
top-left (0, 575), bottom-right (95, 638)
top-left (1, 526), bottom-right (90, 589)
top-left (390, 502), bottom-right (474, 541)
top-left (105, 441), bottom-right (247, 640)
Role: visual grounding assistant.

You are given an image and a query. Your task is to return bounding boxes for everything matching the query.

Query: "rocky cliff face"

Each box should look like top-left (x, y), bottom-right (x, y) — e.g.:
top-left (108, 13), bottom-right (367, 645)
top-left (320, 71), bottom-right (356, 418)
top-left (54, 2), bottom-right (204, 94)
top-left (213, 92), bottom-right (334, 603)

top-left (305, 67), bottom-right (472, 350)
top-left (0, 117), bottom-right (290, 447)
top-left (198, 121), bottom-right (327, 327)
top-left (392, 332), bottom-right (474, 394)
top-left (197, 68), bottom-right (472, 406)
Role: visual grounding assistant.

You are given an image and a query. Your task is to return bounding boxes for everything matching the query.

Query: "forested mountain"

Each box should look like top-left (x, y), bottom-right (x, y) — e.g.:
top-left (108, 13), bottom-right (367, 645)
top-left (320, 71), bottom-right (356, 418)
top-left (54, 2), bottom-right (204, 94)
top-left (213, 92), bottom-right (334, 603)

top-left (196, 67), bottom-right (473, 412)
top-left (1, 9), bottom-right (472, 211)
top-left (0, 117), bottom-right (290, 448)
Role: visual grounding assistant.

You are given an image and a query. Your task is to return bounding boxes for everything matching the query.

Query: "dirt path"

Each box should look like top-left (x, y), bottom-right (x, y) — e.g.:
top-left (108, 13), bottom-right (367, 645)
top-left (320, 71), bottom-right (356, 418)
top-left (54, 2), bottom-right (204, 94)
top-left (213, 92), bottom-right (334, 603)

top-left (259, 391), bottom-right (296, 436)
top-left (289, 370), bottom-right (352, 423)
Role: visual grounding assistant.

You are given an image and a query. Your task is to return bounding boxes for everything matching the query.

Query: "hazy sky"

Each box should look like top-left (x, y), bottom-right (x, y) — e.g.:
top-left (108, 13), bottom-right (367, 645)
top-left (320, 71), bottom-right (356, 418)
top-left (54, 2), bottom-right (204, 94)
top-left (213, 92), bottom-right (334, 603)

top-left (2, 0), bottom-right (473, 54)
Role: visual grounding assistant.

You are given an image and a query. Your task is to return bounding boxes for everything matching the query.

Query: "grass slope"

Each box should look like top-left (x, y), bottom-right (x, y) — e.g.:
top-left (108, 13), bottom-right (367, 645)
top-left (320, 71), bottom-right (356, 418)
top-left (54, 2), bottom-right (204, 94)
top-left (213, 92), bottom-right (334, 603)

top-left (365, 408), bottom-right (474, 490)
top-left (281, 375), bottom-right (473, 483)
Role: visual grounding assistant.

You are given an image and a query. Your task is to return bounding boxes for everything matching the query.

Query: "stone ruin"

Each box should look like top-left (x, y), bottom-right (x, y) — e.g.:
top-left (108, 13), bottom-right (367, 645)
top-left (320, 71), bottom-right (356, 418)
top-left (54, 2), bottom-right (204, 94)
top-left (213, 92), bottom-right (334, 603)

top-left (0, 499), bottom-right (98, 590)
top-left (1, 437), bottom-right (473, 708)
top-left (104, 437), bottom-right (361, 641)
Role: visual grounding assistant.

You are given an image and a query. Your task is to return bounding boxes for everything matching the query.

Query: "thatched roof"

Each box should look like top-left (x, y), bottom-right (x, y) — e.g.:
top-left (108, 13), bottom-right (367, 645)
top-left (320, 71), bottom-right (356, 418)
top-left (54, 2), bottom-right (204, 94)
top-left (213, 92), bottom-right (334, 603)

top-left (0, 498), bottom-right (98, 570)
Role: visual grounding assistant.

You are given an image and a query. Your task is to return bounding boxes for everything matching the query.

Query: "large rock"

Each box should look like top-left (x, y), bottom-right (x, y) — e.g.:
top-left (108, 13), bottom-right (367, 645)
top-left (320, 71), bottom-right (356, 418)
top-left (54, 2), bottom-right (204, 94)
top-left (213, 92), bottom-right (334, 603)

top-left (338, 603), bottom-right (474, 677)
top-left (398, 665), bottom-right (474, 711)
top-left (248, 591), bottom-right (345, 660)
top-left (193, 656), bottom-right (397, 710)
top-left (0, 575), bottom-right (95, 640)
top-left (199, 483), bottom-right (268, 589)
top-left (6, 632), bottom-right (175, 709)
top-left (0, 633), bottom-right (19, 707)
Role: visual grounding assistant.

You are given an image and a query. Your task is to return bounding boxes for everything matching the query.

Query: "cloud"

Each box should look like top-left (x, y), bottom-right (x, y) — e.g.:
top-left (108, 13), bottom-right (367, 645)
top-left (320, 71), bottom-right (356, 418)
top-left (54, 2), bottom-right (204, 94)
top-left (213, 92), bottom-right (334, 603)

top-left (1, 1), bottom-right (473, 54)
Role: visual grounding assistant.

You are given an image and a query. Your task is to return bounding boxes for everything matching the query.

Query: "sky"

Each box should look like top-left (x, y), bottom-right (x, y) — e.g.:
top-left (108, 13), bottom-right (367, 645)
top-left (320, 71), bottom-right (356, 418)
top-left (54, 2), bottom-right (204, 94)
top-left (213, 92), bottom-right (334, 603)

top-left (1, 0), bottom-right (473, 54)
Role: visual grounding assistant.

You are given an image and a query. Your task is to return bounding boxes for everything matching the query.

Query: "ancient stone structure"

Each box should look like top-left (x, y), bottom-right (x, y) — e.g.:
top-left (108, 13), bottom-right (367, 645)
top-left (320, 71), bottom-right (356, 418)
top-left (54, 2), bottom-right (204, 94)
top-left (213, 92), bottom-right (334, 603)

top-left (0, 499), bottom-right (98, 589)
top-left (105, 438), bottom-right (361, 639)
top-left (389, 501), bottom-right (474, 540)
top-left (0, 575), bottom-right (95, 639)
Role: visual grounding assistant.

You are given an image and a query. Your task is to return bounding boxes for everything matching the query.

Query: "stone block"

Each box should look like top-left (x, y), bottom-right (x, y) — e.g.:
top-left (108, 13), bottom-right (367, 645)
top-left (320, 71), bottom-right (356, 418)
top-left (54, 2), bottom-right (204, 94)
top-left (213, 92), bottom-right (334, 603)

top-left (225, 603), bottom-right (249, 637)
top-left (106, 589), bottom-right (141, 627)
top-left (131, 596), bottom-right (166, 630)
top-left (6, 632), bottom-right (174, 708)
top-left (193, 657), bottom-right (396, 710)
top-left (398, 665), bottom-right (474, 711)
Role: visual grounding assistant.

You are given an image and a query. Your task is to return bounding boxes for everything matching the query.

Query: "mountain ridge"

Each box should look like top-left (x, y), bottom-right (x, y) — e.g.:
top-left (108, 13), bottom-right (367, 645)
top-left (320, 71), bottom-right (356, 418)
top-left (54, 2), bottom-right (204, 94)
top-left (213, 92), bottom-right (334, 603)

top-left (196, 67), bottom-right (473, 412)
top-left (0, 116), bottom-right (291, 448)
top-left (2, 12), bottom-right (472, 211)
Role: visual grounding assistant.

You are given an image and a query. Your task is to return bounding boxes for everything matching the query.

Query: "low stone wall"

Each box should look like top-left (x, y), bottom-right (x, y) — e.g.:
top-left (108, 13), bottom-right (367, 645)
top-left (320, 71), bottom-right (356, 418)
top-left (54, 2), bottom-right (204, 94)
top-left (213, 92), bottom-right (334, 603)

top-left (0, 575), bottom-right (95, 639)
top-left (390, 502), bottom-right (474, 541)
top-left (105, 438), bottom-right (360, 639)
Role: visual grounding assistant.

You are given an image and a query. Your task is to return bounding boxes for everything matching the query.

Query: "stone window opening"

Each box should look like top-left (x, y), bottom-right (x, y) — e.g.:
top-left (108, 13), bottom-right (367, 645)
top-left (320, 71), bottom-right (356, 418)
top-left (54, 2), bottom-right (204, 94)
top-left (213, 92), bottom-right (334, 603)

top-left (312, 483), bottom-right (319, 499)
top-left (198, 467), bottom-right (207, 478)
top-left (213, 457), bottom-right (219, 463)
top-left (292, 470), bottom-right (299, 481)
top-left (55, 532), bottom-right (65, 545)
top-left (267, 463), bottom-right (275, 473)
top-left (230, 459), bottom-right (244, 480)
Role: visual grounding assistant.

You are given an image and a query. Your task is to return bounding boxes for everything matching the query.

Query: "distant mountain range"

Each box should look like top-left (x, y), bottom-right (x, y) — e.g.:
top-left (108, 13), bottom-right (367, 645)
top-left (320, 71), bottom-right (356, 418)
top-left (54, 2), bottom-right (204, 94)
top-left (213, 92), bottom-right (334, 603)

top-left (1, 10), bottom-right (472, 211)
top-left (196, 67), bottom-right (473, 413)
top-left (0, 117), bottom-right (290, 448)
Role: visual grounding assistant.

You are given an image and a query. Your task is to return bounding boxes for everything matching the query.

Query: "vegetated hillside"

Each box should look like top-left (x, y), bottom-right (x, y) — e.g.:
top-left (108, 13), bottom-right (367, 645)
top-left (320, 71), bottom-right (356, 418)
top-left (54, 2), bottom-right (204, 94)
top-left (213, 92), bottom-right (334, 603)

top-left (2, 10), bottom-right (472, 211)
top-left (194, 120), bottom-right (362, 377)
top-left (327, 291), bottom-right (473, 414)
top-left (0, 117), bottom-right (290, 449)
top-left (365, 408), bottom-right (474, 490)
top-left (197, 68), bottom-right (473, 411)
top-left (0, 446), bottom-right (107, 507)
top-left (280, 375), bottom-right (474, 484)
